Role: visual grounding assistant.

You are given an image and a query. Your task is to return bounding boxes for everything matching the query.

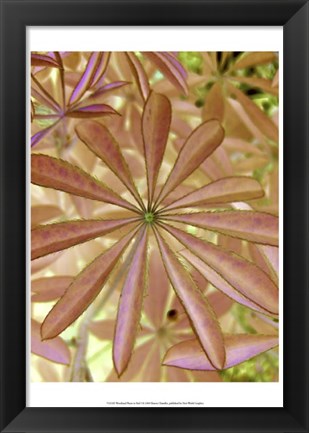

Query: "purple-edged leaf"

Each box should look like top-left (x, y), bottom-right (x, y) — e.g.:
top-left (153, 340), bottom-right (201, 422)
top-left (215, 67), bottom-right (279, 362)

top-left (125, 52), bottom-right (150, 100)
top-left (161, 223), bottom-right (278, 315)
top-left (144, 52), bottom-right (188, 96)
top-left (180, 249), bottom-right (273, 315)
top-left (75, 120), bottom-right (144, 209)
top-left (31, 319), bottom-right (70, 364)
top-left (89, 52), bottom-right (110, 87)
top-left (32, 276), bottom-right (74, 302)
top-left (31, 73), bottom-right (61, 113)
top-left (41, 226), bottom-right (141, 339)
top-left (31, 218), bottom-right (138, 260)
top-left (142, 91), bottom-right (171, 204)
top-left (90, 81), bottom-right (130, 99)
top-left (31, 154), bottom-right (138, 212)
top-left (69, 52), bottom-right (102, 105)
top-left (31, 53), bottom-right (61, 68)
top-left (113, 227), bottom-right (148, 376)
top-left (154, 228), bottom-right (225, 370)
top-left (31, 120), bottom-right (61, 147)
top-left (163, 334), bottom-right (278, 370)
top-left (66, 104), bottom-right (119, 118)
top-left (162, 177), bottom-right (264, 211)
top-left (31, 205), bottom-right (63, 227)
top-left (164, 211), bottom-right (278, 246)
top-left (156, 120), bottom-right (224, 204)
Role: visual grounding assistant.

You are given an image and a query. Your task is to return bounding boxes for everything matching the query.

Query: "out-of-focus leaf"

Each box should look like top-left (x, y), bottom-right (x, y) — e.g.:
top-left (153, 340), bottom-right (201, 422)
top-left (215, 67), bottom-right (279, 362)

top-left (161, 223), bottom-right (278, 316)
top-left (89, 319), bottom-right (115, 340)
top-left (203, 82), bottom-right (225, 122)
top-left (163, 334), bottom-right (278, 370)
top-left (156, 120), bottom-right (224, 204)
top-left (75, 120), bottom-right (144, 209)
top-left (31, 73), bottom-right (61, 113)
top-left (142, 91), bottom-right (171, 204)
top-left (31, 218), bottom-right (138, 259)
top-left (31, 53), bottom-right (61, 68)
top-left (229, 52), bottom-right (277, 71)
top-left (114, 227), bottom-right (148, 376)
top-left (164, 211), bottom-right (278, 246)
top-left (31, 205), bottom-right (63, 227)
top-left (154, 228), bottom-right (225, 370)
top-left (162, 177), bottom-right (264, 211)
top-left (230, 76), bottom-right (278, 96)
top-left (66, 104), bottom-right (119, 118)
top-left (31, 319), bottom-right (70, 364)
top-left (31, 121), bottom-right (60, 147)
top-left (32, 276), bottom-right (74, 302)
top-left (207, 291), bottom-right (233, 317)
top-left (144, 52), bottom-right (188, 95)
top-left (272, 70), bottom-right (279, 88)
top-left (125, 52), bottom-right (150, 100)
top-left (41, 226), bottom-right (141, 340)
top-left (31, 154), bottom-right (138, 212)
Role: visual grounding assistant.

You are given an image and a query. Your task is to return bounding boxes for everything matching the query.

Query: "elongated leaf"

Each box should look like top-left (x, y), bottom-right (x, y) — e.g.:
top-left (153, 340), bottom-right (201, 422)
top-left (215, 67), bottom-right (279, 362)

top-left (31, 120), bottom-right (61, 147)
top-left (230, 76), bottom-right (278, 96)
top-left (41, 226), bottom-right (141, 339)
top-left (69, 52), bottom-right (102, 105)
top-left (32, 276), bottom-right (74, 302)
top-left (31, 154), bottom-right (138, 212)
top-left (90, 81), bottom-right (130, 99)
top-left (142, 91), bottom-right (171, 205)
top-left (164, 211), bottom-right (278, 246)
top-left (161, 223), bottom-right (278, 315)
top-left (31, 54), bottom-right (61, 68)
top-left (75, 120), bottom-right (144, 209)
top-left (32, 218), bottom-right (138, 260)
top-left (125, 52), bottom-right (150, 100)
top-left (113, 227), bottom-right (148, 376)
top-left (31, 73), bottom-right (61, 112)
top-left (66, 104), bottom-right (119, 118)
top-left (154, 228), bottom-right (225, 370)
top-left (144, 52), bottom-right (188, 95)
top-left (180, 249), bottom-right (273, 315)
top-left (163, 334), bottom-right (278, 370)
top-left (89, 52), bottom-right (110, 87)
top-left (31, 319), bottom-right (70, 364)
top-left (31, 205), bottom-right (63, 227)
top-left (227, 83), bottom-right (278, 142)
top-left (156, 120), bottom-right (224, 204)
top-left (202, 82), bottom-right (225, 122)
top-left (162, 177), bottom-right (264, 211)
top-left (229, 52), bottom-right (277, 71)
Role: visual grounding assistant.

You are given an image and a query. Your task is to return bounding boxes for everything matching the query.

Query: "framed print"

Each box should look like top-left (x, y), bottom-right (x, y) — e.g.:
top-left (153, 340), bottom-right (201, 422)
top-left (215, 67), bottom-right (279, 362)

top-left (0, 0), bottom-right (308, 432)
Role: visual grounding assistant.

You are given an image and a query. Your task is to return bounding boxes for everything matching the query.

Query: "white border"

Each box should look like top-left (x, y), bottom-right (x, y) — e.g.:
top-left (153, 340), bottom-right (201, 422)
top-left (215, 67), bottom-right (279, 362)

top-left (28, 26), bottom-right (283, 408)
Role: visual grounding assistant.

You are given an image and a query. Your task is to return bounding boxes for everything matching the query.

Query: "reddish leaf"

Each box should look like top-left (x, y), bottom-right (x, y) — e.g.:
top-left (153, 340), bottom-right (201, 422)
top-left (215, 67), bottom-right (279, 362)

top-left (66, 104), bottom-right (119, 118)
top-left (154, 228), bottom-right (225, 370)
top-left (31, 205), bottom-right (63, 227)
top-left (113, 227), bottom-right (148, 375)
top-left (203, 82), bottom-right (225, 122)
top-left (229, 52), bottom-right (277, 71)
top-left (31, 218), bottom-right (138, 260)
top-left (164, 211), bottom-right (278, 246)
top-left (156, 120), bottom-right (224, 205)
top-left (31, 53), bottom-right (61, 68)
top-left (144, 52), bottom-right (188, 95)
top-left (161, 223), bottom-right (278, 316)
top-left (89, 52), bottom-right (110, 87)
top-left (75, 120), bottom-right (144, 209)
top-left (89, 319), bottom-right (115, 340)
top-left (31, 154), bottom-right (138, 213)
top-left (41, 226), bottom-right (141, 339)
top-left (163, 334), bottom-right (278, 370)
top-left (125, 52), bottom-right (150, 100)
top-left (31, 319), bottom-right (70, 364)
top-left (32, 276), bottom-right (74, 302)
top-left (142, 91), bottom-right (171, 204)
top-left (230, 76), bottom-right (278, 96)
top-left (162, 177), bottom-right (264, 211)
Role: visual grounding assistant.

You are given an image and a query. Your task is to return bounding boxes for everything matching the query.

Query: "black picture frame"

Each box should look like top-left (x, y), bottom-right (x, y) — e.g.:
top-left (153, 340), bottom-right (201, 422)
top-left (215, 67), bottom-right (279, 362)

top-left (1, 0), bottom-right (308, 432)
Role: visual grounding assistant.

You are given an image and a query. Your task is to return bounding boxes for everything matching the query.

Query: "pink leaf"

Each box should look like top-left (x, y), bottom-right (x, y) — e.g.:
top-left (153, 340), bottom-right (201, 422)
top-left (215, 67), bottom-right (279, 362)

top-left (156, 120), bottom-right (225, 205)
top-left (125, 52), bottom-right (150, 100)
top-left (142, 91), bottom-right (172, 205)
top-left (31, 154), bottom-right (138, 213)
top-left (202, 82), bottom-right (225, 122)
top-left (75, 120), bottom-right (144, 209)
top-left (113, 227), bottom-right (148, 375)
top-left (161, 223), bottom-right (278, 316)
top-left (162, 177), bottom-right (264, 211)
top-left (31, 218), bottom-right (138, 260)
top-left (32, 276), bottom-right (74, 302)
top-left (31, 54), bottom-right (61, 68)
top-left (89, 319), bottom-right (115, 340)
top-left (154, 228), bottom-right (225, 370)
top-left (41, 226), bottom-right (141, 339)
top-left (31, 319), bottom-right (70, 364)
top-left (66, 104), bottom-right (119, 118)
top-left (163, 334), bottom-right (278, 370)
top-left (164, 210), bottom-right (278, 246)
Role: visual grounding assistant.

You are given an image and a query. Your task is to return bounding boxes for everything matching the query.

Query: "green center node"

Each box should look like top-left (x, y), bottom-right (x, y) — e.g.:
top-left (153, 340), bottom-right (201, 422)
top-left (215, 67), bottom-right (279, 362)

top-left (144, 211), bottom-right (155, 224)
